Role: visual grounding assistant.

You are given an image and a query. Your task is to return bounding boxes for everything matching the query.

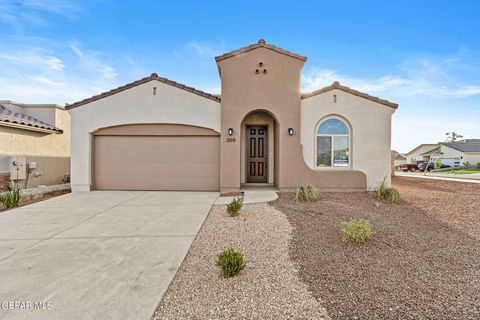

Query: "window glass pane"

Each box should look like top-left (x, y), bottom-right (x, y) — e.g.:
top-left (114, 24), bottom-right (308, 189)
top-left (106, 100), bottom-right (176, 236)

top-left (333, 136), bottom-right (349, 167)
top-left (317, 136), bottom-right (331, 167)
top-left (317, 119), bottom-right (349, 135)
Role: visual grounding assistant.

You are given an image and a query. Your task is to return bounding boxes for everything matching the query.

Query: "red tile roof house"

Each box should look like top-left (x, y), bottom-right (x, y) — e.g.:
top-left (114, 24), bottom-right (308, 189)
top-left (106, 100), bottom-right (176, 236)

top-left (66, 40), bottom-right (398, 193)
top-left (0, 101), bottom-right (70, 190)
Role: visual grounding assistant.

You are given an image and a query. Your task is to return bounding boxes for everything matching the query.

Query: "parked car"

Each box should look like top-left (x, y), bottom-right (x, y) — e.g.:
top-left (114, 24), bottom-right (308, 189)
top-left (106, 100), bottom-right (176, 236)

top-left (399, 163), bottom-right (420, 172)
top-left (418, 162), bottom-right (451, 172)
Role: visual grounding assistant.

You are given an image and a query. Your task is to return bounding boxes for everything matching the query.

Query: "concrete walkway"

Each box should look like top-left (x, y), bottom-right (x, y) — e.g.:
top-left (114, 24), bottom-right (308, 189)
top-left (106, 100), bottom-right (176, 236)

top-left (215, 188), bottom-right (279, 205)
top-left (0, 191), bottom-right (218, 320)
top-left (395, 172), bottom-right (480, 184)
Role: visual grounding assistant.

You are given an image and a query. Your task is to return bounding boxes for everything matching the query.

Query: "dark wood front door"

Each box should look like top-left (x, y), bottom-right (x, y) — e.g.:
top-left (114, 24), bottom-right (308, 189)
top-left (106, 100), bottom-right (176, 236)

top-left (246, 126), bottom-right (268, 183)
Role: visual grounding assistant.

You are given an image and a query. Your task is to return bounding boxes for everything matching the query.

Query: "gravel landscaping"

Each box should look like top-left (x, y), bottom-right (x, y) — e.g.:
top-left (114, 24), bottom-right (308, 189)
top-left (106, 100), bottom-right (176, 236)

top-left (271, 176), bottom-right (480, 320)
top-left (153, 203), bottom-right (329, 320)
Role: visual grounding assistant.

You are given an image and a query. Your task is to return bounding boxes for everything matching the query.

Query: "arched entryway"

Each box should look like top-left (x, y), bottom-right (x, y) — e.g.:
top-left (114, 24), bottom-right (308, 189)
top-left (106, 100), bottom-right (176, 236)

top-left (240, 110), bottom-right (278, 186)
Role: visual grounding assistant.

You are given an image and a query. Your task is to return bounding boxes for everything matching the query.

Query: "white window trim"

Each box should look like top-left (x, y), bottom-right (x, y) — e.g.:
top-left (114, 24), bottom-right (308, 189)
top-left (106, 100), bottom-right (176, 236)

top-left (314, 117), bottom-right (351, 170)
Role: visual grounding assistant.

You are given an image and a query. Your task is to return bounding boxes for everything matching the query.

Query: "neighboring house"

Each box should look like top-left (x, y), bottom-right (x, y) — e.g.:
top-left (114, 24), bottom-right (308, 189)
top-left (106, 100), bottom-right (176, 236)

top-left (403, 140), bottom-right (480, 168)
top-left (402, 144), bottom-right (439, 164)
top-left (392, 151), bottom-right (407, 170)
top-left (67, 39), bottom-right (398, 193)
top-left (0, 101), bottom-right (70, 190)
top-left (437, 139), bottom-right (480, 166)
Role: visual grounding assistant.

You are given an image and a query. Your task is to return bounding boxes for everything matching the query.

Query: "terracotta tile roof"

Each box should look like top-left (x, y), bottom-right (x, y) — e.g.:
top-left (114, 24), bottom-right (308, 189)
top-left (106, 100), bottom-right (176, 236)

top-left (0, 104), bottom-right (63, 133)
top-left (65, 73), bottom-right (221, 110)
top-left (215, 39), bottom-right (307, 62)
top-left (301, 81), bottom-right (399, 109)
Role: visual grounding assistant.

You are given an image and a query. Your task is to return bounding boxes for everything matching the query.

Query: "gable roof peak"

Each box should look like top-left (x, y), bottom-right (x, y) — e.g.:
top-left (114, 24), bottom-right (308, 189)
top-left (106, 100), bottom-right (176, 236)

top-left (66, 73), bottom-right (220, 110)
top-left (215, 39), bottom-right (307, 62)
top-left (301, 81), bottom-right (398, 109)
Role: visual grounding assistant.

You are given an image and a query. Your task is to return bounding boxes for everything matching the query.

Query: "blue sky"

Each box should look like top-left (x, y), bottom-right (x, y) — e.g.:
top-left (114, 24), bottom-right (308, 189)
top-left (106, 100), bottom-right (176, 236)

top-left (0, 0), bottom-right (479, 152)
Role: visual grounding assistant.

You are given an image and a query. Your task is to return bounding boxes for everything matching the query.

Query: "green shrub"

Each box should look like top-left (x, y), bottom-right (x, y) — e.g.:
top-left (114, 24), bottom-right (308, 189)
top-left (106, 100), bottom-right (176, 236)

top-left (371, 178), bottom-right (401, 204)
top-left (294, 184), bottom-right (319, 202)
top-left (434, 158), bottom-right (442, 169)
top-left (477, 162), bottom-right (480, 169)
top-left (226, 197), bottom-right (243, 216)
top-left (0, 186), bottom-right (20, 208)
top-left (216, 248), bottom-right (246, 278)
top-left (463, 161), bottom-right (471, 168)
top-left (341, 219), bottom-right (373, 243)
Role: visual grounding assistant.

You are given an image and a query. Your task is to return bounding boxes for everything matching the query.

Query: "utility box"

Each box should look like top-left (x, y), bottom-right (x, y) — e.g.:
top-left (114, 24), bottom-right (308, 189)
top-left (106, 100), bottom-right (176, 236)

top-left (9, 156), bottom-right (27, 180)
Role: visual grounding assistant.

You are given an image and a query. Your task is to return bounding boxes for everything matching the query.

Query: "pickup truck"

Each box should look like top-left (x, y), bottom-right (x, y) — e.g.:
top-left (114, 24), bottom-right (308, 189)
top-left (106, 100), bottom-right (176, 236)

top-left (418, 162), bottom-right (451, 172)
top-left (399, 163), bottom-right (420, 172)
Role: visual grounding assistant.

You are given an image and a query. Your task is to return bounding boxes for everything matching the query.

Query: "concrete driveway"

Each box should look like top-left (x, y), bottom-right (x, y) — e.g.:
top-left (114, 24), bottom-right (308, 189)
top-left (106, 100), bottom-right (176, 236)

top-left (0, 191), bottom-right (218, 320)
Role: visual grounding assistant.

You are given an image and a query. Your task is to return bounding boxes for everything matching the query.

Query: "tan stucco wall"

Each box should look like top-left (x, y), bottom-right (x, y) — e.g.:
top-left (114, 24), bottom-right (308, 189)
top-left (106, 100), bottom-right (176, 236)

top-left (301, 89), bottom-right (395, 189)
top-left (0, 107), bottom-right (70, 187)
top-left (218, 47), bottom-right (368, 192)
top-left (68, 80), bottom-right (221, 191)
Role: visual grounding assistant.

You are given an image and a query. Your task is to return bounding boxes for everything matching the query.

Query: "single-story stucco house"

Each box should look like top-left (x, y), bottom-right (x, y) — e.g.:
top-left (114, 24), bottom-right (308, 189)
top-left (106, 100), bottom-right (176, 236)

top-left (422, 139), bottom-right (480, 167)
top-left (66, 39), bottom-right (398, 193)
top-left (401, 143), bottom-right (439, 164)
top-left (0, 101), bottom-right (70, 191)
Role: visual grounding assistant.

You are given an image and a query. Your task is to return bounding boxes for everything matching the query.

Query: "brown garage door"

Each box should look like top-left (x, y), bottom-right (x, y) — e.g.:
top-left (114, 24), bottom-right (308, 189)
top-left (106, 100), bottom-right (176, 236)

top-left (93, 125), bottom-right (220, 191)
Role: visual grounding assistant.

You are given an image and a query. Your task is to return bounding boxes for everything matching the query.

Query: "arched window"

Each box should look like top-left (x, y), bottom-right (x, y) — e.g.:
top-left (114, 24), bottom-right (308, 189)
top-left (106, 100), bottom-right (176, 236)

top-left (316, 118), bottom-right (350, 167)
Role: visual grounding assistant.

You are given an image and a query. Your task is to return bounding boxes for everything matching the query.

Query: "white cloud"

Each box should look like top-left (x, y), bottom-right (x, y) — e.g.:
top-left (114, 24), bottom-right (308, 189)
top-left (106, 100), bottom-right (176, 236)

top-left (69, 42), bottom-right (117, 79)
top-left (0, 41), bottom-right (122, 104)
top-left (0, 49), bottom-right (64, 70)
top-left (0, 0), bottom-right (82, 26)
top-left (302, 58), bottom-right (480, 99)
top-left (22, 0), bottom-right (82, 17)
top-left (186, 40), bottom-right (225, 57)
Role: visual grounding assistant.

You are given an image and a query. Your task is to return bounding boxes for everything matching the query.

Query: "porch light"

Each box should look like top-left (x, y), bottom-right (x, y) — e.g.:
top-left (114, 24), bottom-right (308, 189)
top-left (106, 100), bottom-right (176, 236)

top-left (288, 128), bottom-right (294, 135)
top-left (228, 128), bottom-right (234, 136)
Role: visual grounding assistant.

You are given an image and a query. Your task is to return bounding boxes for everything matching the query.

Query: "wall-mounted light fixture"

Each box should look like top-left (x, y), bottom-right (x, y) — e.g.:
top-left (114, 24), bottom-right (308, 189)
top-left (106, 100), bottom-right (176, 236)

top-left (228, 128), bottom-right (234, 136)
top-left (288, 128), bottom-right (294, 135)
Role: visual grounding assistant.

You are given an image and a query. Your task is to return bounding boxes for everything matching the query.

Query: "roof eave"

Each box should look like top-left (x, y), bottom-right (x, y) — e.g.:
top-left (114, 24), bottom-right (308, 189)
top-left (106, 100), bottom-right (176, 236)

top-left (0, 121), bottom-right (62, 134)
top-left (66, 73), bottom-right (221, 110)
top-left (301, 81), bottom-right (399, 109)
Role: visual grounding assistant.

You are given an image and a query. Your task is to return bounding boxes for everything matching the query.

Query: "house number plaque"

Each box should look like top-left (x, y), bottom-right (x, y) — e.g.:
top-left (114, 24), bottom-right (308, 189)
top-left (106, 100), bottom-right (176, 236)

top-left (225, 138), bottom-right (236, 143)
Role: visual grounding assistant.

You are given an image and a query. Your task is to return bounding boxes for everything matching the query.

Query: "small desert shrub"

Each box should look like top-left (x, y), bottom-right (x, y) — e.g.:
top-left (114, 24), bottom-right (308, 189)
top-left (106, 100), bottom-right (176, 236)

top-left (216, 248), bottom-right (246, 278)
top-left (371, 178), bottom-right (401, 204)
top-left (0, 186), bottom-right (20, 208)
top-left (295, 184), bottom-right (319, 202)
top-left (226, 197), bottom-right (243, 216)
top-left (341, 219), bottom-right (373, 243)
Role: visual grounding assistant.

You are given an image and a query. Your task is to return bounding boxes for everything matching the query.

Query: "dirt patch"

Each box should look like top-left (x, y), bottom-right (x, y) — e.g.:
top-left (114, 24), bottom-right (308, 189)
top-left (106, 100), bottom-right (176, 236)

top-left (153, 203), bottom-right (329, 320)
top-left (270, 177), bottom-right (480, 320)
